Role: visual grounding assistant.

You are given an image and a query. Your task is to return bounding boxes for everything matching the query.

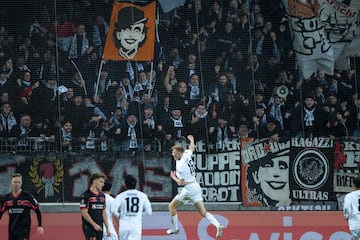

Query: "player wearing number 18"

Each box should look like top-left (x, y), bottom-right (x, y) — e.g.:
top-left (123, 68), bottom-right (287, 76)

top-left (114, 174), bottom-right (152, 240)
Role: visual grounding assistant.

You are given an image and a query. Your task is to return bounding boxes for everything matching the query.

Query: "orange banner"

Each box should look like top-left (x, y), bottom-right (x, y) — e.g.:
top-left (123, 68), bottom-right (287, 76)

top-left (103, 1), bottom-right (156, 61)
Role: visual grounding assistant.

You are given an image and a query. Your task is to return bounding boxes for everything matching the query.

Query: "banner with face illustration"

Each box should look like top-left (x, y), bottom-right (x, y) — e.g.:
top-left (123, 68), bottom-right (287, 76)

top-left (241, 138), bottom-right (291, 207)
top-left (103, 1), bottom-right (156, 61)
top-left (282, 0), bottom-right (360, 79)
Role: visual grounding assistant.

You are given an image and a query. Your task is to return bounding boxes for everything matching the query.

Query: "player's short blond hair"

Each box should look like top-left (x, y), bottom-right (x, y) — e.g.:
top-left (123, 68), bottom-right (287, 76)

top-left (171, 145), bottom-right (185, 153)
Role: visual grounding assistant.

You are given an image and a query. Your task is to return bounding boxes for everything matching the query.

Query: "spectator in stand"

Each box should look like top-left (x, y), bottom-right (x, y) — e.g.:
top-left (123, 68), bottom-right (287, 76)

top-left (117, 111), bottom-right (142, 153)
top-left (168, 80), bottom-right (192, 118)
top-left (188, 101), bottom-right (211, 142)
top-left (63, 95), bottom-right (91, 140)
top-left (0, 66), bottom-right (13, 98)
top-left (18, 37), bottom-right (36, 62)
top-left (92, 66), bottom-right (112, 100)
top-left (68, 24), bottom-right (92, 67)
top-left (48, 14), bottom-right (76, 53)
top-left (177, 53), bottom-right (199, 81)
top-left (208, 111), bottom-right (236, 151)
top-left (29, 76), bottom-right (58, 125)
top-left (156, 95), bottom-right (171, 125)
top-left (15, 70), bottom-right (40, 114)
top-left (141, 103), bottom-right (161, 152)
top-left (119, 73), bottom-right (135, 103)
top-left (57, 120), bottom-right (74, 151)
top-left (0, 103), bottom-right (17, 138)
top-left (161, 104), bottom-right (187, 152)
top-left (251, 104), bottom-right (268, 132)
top-left (237, 120), bottom-right (257, 140)
top-left (66, 71), bottom-right (87, 98)
top-left (104, 83), bottom-right (130, 117)
top-left (10, 114), bottom-right (35, 138)
top-left (84, 97), bottom-right (107, 121)
top-left (287, 93), bottom-right (328, 138)
top-left (258, 116), bottom-right (288, 142)
top-left (92, 15), bottom-right (108, 57)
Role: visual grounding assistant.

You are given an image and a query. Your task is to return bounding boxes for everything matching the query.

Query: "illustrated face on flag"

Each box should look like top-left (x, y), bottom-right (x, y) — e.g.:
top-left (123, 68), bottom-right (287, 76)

top-left (282, 0), bottom-right (360, 79)
top-left (103, 2), bottom-right (156, 61)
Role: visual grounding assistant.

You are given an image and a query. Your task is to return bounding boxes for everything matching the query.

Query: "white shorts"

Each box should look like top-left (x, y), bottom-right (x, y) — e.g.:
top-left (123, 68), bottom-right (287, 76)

top-left (175, 181), bottom-right (203, 203)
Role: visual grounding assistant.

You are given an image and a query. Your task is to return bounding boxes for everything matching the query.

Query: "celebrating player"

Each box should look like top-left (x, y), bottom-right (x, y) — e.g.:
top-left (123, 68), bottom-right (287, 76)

top-left (167, 135), bottom-right (225, 238)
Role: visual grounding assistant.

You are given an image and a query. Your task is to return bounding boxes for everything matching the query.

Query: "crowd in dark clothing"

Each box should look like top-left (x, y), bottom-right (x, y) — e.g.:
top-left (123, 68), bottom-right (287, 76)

top-left (0, 0), bottom-right (359, 153)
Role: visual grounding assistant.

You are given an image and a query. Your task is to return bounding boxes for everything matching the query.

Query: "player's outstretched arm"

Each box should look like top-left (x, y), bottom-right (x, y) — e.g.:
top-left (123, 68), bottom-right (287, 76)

top-left (187, 135), bottom-right (195, 152)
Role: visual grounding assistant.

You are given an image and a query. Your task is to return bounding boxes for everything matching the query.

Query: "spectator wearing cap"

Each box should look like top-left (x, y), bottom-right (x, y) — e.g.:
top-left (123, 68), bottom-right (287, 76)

top-left (141, 103), bottom-right (161, 152)
top-left (251, 103), bottom-right (268, 132)
top-left (286, 93), bottom-right (328, 138)
top-left (208, 110), bottom-right (236, 151)
top-left (161, 103), bottom-right (187, 152)
top-left (119, 72), bottom-right (135, 103)
top-left (114, 110), bottom-right (141, 153)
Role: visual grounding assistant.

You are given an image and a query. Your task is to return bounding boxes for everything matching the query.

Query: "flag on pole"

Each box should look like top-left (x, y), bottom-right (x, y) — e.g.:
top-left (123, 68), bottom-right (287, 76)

top-left (103, 1), bottom-right (156, 61)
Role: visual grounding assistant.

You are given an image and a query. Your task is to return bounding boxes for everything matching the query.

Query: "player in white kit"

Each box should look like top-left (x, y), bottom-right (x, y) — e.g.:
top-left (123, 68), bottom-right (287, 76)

top-left (102, 182), bottom-right (119, 240)
top-left (114, 174), bottom-right (152, 240)
top-left (166, 135), bottom-right (225, 238)
top-left (344, 174), bottom-right (360, 239)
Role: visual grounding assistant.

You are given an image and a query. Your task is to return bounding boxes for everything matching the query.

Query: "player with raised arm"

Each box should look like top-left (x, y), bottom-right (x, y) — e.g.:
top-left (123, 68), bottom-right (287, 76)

top-left (167, 135), bottom-right (225, 238)
top-left (0, 173), bottom-right (45, 240)
top-left (114, 174), bottom-right (152, 240)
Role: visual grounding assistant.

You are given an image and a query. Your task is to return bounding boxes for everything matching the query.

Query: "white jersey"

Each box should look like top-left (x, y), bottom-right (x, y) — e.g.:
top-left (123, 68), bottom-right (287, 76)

top-left (176, 149), bottom-right (196, 182)
top-left (103, 193), bottom-right (118, 240)
top-left (114, 189), bottom-right (152, 239)
top-left (343, 190), bottom-right (360, 230)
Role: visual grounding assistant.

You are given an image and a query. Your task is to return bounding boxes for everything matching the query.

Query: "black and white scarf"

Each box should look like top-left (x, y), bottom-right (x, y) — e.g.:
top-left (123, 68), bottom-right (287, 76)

top-left (304, 107), bottom-right (315, 126)
top-left (216, 127), bottom-right (229, 151)
top-left (127, 120), bottom-right (138, 149)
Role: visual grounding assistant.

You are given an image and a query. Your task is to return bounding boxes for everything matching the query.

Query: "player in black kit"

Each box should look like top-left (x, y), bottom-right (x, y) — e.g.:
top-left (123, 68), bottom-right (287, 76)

top-left (0, 173), bottom-right (45, 240)
top-left (80, 173), bottom-right (110, 240)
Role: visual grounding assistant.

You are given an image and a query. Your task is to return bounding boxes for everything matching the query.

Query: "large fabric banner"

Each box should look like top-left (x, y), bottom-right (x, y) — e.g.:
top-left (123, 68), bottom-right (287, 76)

top-left (241, 139), bottom-right (291, 207)
top-left (290, 138), bottom-right (334, 202)
top-left (282, 0), bottom-right (360, 79)
top-left (103, 1), bottom-right (156, 61)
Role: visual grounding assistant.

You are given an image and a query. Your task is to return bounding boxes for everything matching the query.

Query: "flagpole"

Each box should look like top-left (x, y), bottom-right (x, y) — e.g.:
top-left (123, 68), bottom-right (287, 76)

top-left (94, 59), bottom-right (105, 97)
top-left (148, 61), bottom-right (154, 97)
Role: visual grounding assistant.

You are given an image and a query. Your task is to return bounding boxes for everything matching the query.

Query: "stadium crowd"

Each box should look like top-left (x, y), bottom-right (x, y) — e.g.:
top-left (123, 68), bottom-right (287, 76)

top-left (0, 0), bottom-right (359, 153)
